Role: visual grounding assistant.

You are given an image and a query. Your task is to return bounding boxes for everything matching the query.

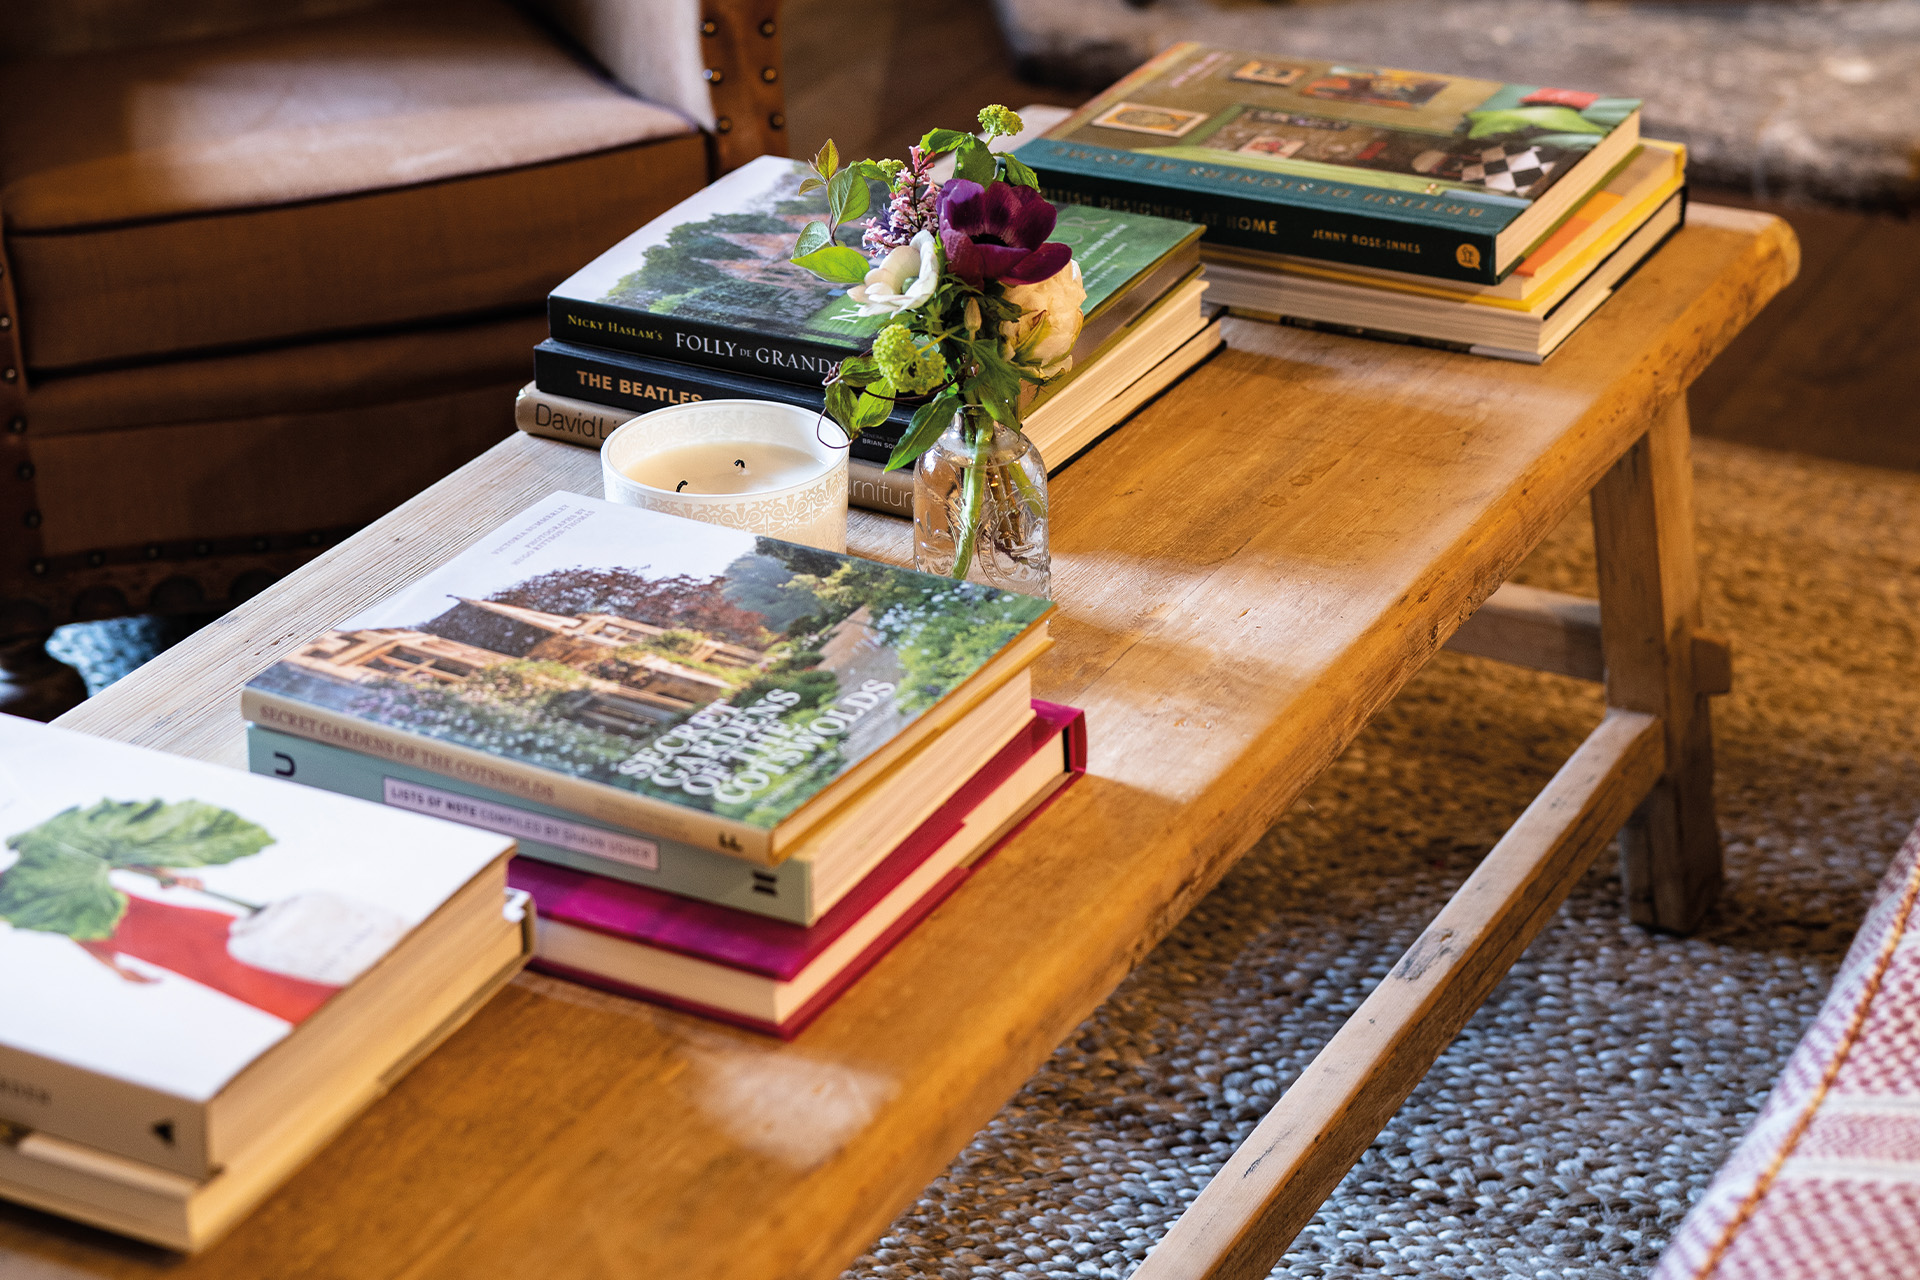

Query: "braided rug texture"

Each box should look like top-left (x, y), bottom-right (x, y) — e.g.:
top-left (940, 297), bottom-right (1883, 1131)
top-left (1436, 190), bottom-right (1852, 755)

top-left (841, 438), bottom-right (1920, 1280)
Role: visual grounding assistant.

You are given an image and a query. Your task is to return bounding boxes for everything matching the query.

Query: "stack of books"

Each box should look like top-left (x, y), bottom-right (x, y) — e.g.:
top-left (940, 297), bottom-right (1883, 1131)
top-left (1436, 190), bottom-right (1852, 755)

top-left (240, 492), bottom-right (1085, 1037)
top-left (0, 716), bottom-right (530, 1250)
top-left (1014, 45), bottom-right (1684, 362)
top-left (515, 154), bottom-right (1224, 514)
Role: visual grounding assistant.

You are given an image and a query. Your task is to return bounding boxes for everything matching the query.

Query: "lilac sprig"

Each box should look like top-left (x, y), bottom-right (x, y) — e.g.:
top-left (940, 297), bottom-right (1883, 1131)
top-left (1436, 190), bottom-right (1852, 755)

top-left (861, 146), bottom-right (940, 259)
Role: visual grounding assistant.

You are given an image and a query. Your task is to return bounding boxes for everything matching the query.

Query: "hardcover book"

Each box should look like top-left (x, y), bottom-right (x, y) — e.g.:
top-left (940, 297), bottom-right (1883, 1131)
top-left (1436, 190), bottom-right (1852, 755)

top-left (518, 701), bottom-right (1087, 1036)
top-left (241, 493), bottom-right (1055, 868)
top-left (1015, 43), bottom-right (1641, 284)
top-left (0, 715), bottom-right (526, 1247)
top-left (547, 154), bottom-right (1204, 384)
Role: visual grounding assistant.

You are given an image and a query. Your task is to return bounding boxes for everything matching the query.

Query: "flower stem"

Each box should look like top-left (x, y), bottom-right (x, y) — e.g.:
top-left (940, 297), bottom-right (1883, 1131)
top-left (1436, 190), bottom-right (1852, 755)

top-left (950, 413), bottom-right (991, 580)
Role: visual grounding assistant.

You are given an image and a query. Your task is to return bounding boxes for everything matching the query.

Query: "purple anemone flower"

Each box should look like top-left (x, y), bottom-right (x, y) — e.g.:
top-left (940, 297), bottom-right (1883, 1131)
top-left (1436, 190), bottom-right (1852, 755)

top-left (937, 179), bottom-right (1072, 288)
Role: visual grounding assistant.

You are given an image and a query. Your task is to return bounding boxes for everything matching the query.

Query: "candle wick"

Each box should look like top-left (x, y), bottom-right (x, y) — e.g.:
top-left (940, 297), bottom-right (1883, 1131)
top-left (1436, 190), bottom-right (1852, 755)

top-left (676, 480), bottom-right (689, 492)
top-left (734, 459), bottom-right (747, 469)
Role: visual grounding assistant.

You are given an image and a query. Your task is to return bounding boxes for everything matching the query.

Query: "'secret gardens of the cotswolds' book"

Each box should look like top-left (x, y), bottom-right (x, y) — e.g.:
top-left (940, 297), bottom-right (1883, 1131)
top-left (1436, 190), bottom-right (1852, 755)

top-left (241, 493), bottom-right (1055, 867)
top-left (546, 154), bottom-right (1203, 383)
top-left (1015, 43), bottom-right (1641, 284)
top-left (0, 717), bottom-right (521, 1193)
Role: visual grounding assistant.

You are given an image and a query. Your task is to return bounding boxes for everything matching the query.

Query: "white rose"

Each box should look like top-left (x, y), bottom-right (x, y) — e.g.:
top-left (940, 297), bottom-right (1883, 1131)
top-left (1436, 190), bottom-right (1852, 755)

top-left (1000, 258), bottom-right (1086, 378)
top-left (847, 229), bottom-right (940, 316)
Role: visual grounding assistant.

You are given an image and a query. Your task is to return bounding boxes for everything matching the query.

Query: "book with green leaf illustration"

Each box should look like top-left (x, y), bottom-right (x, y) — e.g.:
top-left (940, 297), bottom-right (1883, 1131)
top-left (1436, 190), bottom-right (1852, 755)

top-left (241, 492), bottom-right (1055, 871)
top-left (1016, 43), bottom-right (1642, 283)
top-left (0, 714), bottom-right (526, 1248)
top-left (547, 154), bottom-right (1202, 385)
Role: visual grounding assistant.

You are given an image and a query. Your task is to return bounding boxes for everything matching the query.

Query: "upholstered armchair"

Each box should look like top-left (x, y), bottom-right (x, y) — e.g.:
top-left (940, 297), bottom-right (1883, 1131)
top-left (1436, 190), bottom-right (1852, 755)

top-left (0, 0), bottom-right (785, 716)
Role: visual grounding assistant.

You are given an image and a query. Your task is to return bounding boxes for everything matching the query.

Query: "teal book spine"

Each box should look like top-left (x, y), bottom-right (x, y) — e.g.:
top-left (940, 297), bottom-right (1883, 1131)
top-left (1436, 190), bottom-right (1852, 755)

top-left (246, 725), bottom-right (818, 925)
top-left (1017, 138), bottom-right (1516, 285)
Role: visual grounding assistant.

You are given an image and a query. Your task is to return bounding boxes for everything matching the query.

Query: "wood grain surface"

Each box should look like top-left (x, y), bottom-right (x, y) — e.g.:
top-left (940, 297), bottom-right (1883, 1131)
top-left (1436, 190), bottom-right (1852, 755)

top-left (3, 205), bottom-right (1795, 1279)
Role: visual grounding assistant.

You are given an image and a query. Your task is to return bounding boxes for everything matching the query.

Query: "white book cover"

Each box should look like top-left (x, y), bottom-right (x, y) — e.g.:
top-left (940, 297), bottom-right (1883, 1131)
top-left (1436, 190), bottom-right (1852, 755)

top-left (0, 716), bottom-right (510, 1110)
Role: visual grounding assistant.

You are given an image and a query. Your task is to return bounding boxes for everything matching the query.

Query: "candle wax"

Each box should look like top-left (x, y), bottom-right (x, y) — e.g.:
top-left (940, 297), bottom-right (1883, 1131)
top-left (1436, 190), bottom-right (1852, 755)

top-left (622, 442), bottom-right (827, 495)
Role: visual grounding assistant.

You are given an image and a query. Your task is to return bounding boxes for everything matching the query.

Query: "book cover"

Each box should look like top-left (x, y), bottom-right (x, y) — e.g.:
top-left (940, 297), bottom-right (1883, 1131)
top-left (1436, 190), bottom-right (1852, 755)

top-left (548, 155), bottom-right (1203, 383)
top-left (520, 702), bottom-right (1088, 1037)
top-left (242, 492), bottom-right (1054, 864)
top-left (0, 715), bottom-right (512, 1178)
top-left (1017, 42), bottom-right (1640, 283)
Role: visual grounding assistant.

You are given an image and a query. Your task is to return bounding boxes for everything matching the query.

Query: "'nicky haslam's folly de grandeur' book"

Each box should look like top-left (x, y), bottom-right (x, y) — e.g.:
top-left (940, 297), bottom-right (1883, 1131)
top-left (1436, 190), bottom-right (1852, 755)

top-left (546, 154), bottom-right (1203, 384)
top-left (241, 493), bottom-right (1054, 870)
top-left (0, 715), bottom-right (527, 1250)
top-left (1016, 43), bottom-right (1641, 284)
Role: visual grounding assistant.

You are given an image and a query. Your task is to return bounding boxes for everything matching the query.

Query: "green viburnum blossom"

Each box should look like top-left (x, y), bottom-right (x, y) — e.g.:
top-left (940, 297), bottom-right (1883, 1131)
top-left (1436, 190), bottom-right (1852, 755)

top-left (871, 325), bottom-right (950, 395)
top-left (977, 105), bottom-right (1024, 140)
top-left (873, 157), bottom-right (906, 183)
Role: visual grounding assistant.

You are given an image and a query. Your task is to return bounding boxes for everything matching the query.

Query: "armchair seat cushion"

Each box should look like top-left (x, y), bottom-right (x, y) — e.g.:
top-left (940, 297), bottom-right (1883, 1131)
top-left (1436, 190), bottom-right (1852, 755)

top-left (0, 0), bottom-right (705, 372)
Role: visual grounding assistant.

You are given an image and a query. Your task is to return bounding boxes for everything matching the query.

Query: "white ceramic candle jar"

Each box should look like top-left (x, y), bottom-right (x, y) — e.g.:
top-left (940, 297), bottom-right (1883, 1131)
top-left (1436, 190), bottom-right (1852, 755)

top-left (601, 400), bottom-right (849, 552)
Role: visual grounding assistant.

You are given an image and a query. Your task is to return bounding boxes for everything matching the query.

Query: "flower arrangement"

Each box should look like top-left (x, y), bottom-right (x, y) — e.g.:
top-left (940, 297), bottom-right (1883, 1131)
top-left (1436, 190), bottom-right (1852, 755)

top-left (787, 106), bottom-right (1083, 584)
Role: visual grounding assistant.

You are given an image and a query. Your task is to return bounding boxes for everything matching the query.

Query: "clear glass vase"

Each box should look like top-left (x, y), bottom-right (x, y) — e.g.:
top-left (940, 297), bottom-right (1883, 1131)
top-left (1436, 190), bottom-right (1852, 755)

top-left (913, 410), bottom-right (1051, 597)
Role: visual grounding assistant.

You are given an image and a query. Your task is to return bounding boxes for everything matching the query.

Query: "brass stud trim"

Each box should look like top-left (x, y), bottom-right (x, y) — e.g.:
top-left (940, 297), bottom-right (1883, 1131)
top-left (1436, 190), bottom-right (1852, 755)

top-left (705, 67), bottom-right (724, 84)
top-left (6, 417), bottom-right (22, 434)
top-left (16, 462), bottom-right (31, 481)
top-left (761, 66), bottom-right (777, 83)
top-left (716, 116), bottom-right (733, 133)
top-left (769, 111), bottom-right (786, 130)
top-left (23, 510), bottom-right (41, 528)
top-left (759, 19), bottom-right (775, 36)
top-left (701, 18), bottom-right (717, 35)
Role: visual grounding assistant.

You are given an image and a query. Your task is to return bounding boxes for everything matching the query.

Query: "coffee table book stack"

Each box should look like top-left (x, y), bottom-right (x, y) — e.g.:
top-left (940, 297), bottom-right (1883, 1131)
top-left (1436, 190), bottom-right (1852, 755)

top-left (513, 154), bottom-right (1224, 514)
top-left (0, 716), bottom-right (532, 1251)
top-left (1017, 44), bottom-right (1686, 362)
top-left (239, 492), bottom-right (1084, 1037)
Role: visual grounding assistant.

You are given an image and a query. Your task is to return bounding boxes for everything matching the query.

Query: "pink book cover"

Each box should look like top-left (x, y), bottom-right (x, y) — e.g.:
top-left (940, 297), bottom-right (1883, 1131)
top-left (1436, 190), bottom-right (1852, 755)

top-left (512, 702), bottom-right (1086, 1036)
top-left (510, 701), bottom-right (1086, 979)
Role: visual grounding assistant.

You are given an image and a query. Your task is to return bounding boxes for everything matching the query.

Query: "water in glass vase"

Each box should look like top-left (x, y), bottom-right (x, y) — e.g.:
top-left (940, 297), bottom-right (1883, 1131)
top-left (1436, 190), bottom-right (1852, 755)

top-left (913, 411), bottom-right (1051, 597)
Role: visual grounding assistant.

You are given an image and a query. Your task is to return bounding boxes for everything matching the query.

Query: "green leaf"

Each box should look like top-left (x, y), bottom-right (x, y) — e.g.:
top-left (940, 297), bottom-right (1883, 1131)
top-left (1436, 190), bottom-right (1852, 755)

top-left (851, 384), bottom-right (895, 433)
top-left (886, 391), bottom-right (959, 471)
top-left (0, 798), bottom-right (273, 941)
top-left (828, 167), bottom-right (870, 228)
top-left (918, 128), bottom-right (970, 156)
top-left (796, 176), bottom-right (825, 197)
top-left (824, 380), bottom-right (863, 432)
top-left (851, 160), bottom-right (893, 184)
top-left (0, 846), bottom-right (124, 940)
top-left (793, 220), bottom-right (833, 259)
top-left (953, 136), bottom-right (996, 186)
top-left (809, 139), bottom-right (840, 182)
top-left (839, 352), bottom-right (881, 385)
top-left (999, 153), bottom-right (1041, 189)
top-left (791, 243), bottom-right (872, 284)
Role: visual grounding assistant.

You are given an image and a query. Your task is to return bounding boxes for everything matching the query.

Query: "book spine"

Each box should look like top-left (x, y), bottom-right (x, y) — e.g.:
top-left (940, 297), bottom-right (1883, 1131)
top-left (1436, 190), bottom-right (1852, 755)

top-left (547, 296), bottom-right (855, 386)
top-left (529, 348), bottom-right (904, 464)
top-left (239, 687), bottom-right (780, 865)
top-left (513, 384), bottom-right (634, 448)
top-left (247, 727), bottom-right (820, 925)
top-left (846, 459), bottom-right (914, 517)
top-left (1031, 166), bottom-right (1502, 286)
top-left (0, 1042), bottom-right (210, 1180)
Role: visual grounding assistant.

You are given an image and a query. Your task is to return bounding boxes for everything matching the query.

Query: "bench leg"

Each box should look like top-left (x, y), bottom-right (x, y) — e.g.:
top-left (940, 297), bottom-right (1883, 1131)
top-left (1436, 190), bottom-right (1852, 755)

top-left (1590, 398), bottom-right (1724, 933)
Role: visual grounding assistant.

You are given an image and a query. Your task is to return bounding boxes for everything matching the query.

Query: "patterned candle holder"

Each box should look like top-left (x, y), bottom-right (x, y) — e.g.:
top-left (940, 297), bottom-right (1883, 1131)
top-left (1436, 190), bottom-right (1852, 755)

top-left (601, 400), bottom-right (849, 552)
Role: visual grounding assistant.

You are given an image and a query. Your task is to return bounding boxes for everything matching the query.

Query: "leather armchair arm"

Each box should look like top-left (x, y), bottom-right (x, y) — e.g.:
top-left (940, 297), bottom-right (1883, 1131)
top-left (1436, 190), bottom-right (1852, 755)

top-left (529, 0), bottom-right (786, 173)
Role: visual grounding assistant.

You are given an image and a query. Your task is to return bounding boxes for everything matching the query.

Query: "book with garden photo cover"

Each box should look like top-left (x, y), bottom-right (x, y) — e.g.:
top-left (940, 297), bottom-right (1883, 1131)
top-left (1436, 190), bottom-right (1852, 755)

top-left (241, 493), bottom-right (1055, 867)
top-left (0, 715), bottom-right (524, 1220)
top-left (546, 153), bottom-right (1203, 385)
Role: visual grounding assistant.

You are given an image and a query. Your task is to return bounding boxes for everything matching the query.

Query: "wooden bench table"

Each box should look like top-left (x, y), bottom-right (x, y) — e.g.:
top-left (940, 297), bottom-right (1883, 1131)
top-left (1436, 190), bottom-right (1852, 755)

top-left (1, 205), bottom-right (1795, 1280)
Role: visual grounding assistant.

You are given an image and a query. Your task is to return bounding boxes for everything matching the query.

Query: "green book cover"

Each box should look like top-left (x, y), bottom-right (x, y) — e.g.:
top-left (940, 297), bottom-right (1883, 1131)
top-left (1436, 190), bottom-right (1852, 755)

top-left (241, 492), bottom-right (1053, 862)
top-left (1016, 43), bottom-right (1640, 282)
top-left (548, 155), bottom-right (1201, 383)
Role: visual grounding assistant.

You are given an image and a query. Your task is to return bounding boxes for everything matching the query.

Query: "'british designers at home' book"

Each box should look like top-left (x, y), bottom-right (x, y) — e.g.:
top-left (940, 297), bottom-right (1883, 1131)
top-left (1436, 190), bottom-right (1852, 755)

top-left (1017, 43), bottom-right (1641, 284)
top-left (241, 493), bottom-right (1055, 868)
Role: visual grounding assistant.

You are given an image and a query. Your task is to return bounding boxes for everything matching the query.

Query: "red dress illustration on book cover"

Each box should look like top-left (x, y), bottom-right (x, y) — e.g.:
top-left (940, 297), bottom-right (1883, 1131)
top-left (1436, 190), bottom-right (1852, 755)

top-left (1, 797), bottom-right (407, 1025)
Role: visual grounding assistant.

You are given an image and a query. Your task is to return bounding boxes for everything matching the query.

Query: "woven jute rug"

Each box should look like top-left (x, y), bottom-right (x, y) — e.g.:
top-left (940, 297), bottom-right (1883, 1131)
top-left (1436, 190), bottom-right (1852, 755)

top-left (843, 436), bottom-right (1920, 1280)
